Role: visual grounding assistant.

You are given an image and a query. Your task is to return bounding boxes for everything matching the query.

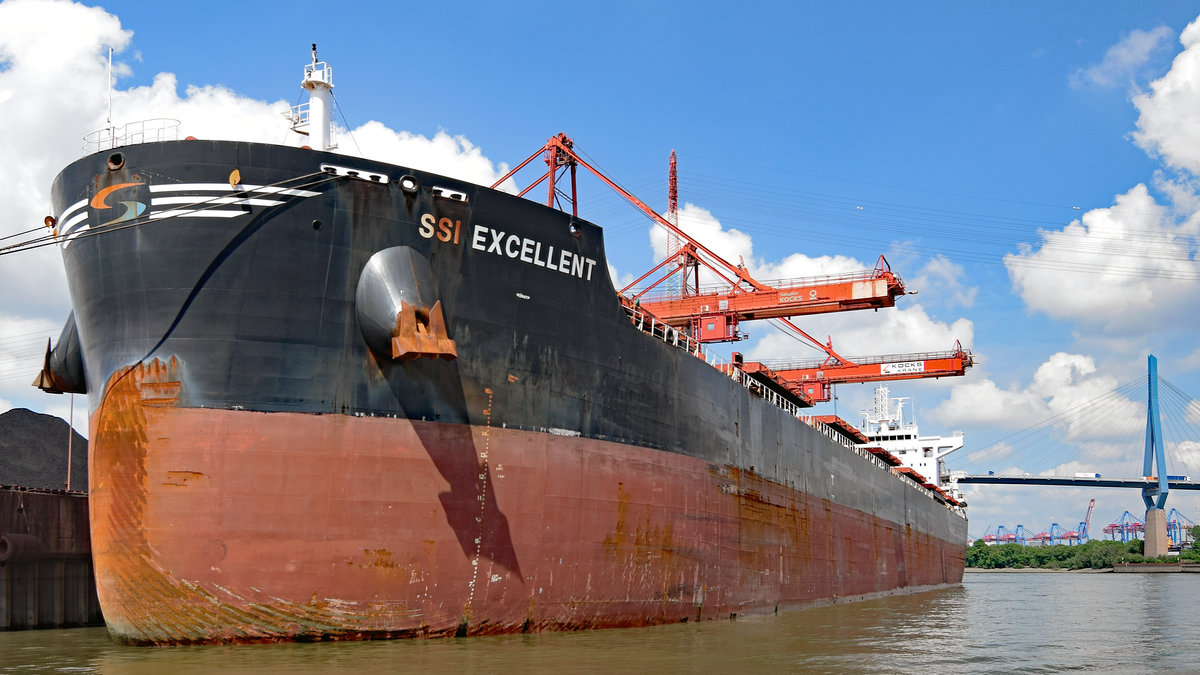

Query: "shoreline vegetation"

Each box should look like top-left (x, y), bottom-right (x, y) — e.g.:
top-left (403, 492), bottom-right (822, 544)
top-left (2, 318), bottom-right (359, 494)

top-left (965, 567), bottom-right (1109, 573)
top-left (966, 538), bottom-right (1200, 570)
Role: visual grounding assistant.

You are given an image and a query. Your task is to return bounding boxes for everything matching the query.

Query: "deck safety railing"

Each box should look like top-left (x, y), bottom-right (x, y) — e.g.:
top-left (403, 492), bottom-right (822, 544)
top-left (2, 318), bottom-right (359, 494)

top-left (623, 305), bottom-right (956, 510)
top-left (83, 119), bottom-right (181, 153)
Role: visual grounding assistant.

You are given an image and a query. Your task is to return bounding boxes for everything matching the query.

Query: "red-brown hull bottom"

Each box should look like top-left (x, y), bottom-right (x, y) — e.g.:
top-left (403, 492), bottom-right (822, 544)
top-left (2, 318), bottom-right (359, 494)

top-left (90, 363), bottom-right (963, 645)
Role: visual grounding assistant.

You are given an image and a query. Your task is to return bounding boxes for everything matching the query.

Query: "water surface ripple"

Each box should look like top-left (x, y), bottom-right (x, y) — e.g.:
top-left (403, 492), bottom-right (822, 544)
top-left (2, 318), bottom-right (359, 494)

top-left (2, 573), bottom-right (1196, 673)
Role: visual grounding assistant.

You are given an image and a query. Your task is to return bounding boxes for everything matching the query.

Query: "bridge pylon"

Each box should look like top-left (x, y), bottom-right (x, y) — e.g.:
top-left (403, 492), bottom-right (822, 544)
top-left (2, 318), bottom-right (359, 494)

top-left (1143, 354), bottom-right (1169, 557)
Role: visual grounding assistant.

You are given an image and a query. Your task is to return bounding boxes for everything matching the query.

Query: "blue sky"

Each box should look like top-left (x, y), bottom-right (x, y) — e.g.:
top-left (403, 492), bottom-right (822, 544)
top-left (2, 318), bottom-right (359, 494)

top-left (3, 0), bottom-right (1200, 537)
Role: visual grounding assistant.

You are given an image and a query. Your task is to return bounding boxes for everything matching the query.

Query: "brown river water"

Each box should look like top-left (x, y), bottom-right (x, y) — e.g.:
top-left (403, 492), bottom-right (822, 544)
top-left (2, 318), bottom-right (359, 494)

top-left (2, 572), bottom-right (1196, 673)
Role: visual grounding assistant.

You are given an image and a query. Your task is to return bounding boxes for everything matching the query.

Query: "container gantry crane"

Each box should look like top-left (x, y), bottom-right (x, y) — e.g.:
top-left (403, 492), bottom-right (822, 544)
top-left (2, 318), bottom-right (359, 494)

top-left (1103, 511), bottom-right (1145, 542)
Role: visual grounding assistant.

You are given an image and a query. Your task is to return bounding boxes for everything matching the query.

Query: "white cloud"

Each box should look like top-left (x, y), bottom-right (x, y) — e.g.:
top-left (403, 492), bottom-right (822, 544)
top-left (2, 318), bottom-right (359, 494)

top-left (907, 255), bottom-right (976, 310)
top-left (1185, 399), bottom-right (1200, 424)
top-left (649, 203), bottom-right (755, 277)
top-left (751, 251), bottom-right (867, 282)
top-left (114, 74), bottom-right (294, 146)
top-left (1169, 439), bottom-right (1200, 471)
top-left (930, 352), bottom-right (1140, 443)
top-left (1132, 18), bottom-right (1200, 175)
top-left (1004, 184), bottom-right (1200, 331)
top-left (931, 378), bottom-right (1048, 428)
top-left (109, 76), bottom-right (514, 188)
top-left (751, 302), bottom-right (972, 363)
top-left (1070, 25), bottom-right (1173, 89)
top-left (649, 203), bottom-right (871, 285)
top-left (0, 0), bottom-right (131, 322)
top-left (348, 122), bottom-right (511, 189)
top-left (967, 441), bottom-right (1015, 465)
top-left (607, 262), bottom-right (635, 291)
top-left (1152, 171), bottom-right (1200, 225)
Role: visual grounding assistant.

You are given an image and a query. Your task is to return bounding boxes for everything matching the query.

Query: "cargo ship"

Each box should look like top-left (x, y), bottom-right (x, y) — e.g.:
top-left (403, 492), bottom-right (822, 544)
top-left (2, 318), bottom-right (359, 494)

top-left (36, 51), bottom-right (967, 645)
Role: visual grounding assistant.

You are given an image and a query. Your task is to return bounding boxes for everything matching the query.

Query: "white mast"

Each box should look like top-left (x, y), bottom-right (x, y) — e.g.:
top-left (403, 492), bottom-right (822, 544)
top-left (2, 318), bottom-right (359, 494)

top-left (106, 47), bottom-right (113, 126)
top-left (301, 43), bottom-right (334, 151)
top-left (106, 47), bottom-right (114, 148)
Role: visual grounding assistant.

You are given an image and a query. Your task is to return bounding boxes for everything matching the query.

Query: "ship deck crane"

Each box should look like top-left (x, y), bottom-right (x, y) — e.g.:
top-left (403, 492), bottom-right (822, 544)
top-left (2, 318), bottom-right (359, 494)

top-left (629, 255), bottom-right (906, 343)
top-left (734, 342), bottom-right (974, 404)
top-left (493, 134), bottom-right (973, 396)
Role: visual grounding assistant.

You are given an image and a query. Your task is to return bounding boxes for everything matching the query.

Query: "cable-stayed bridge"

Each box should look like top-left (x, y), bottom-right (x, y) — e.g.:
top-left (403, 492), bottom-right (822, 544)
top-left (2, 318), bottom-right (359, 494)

top-left (950, 355), bottom-right (1198, 555)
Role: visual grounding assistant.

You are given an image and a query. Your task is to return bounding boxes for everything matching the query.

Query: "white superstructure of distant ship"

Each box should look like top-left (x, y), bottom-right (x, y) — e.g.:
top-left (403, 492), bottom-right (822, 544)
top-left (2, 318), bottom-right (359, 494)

top-left (861, 386), bottom-right (966, 504)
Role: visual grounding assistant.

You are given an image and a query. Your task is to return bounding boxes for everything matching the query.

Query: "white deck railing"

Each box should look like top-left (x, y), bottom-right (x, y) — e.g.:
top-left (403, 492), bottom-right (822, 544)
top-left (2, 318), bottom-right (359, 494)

top-left (83, 119), bottom-right (181, 153)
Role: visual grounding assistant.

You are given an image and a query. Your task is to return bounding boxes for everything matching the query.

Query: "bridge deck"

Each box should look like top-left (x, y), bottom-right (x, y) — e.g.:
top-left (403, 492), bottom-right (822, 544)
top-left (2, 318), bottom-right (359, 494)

top-left (957, 476), bottom-right (1200, 489)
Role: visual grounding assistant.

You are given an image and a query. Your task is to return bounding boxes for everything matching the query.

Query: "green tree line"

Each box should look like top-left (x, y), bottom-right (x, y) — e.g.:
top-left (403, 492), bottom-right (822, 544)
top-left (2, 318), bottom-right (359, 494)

top-left (967, 538), bottom-right (1200, 570)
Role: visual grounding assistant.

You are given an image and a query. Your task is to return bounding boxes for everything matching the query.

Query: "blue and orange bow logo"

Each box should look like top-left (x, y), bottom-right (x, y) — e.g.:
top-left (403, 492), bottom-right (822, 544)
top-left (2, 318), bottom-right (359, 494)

top-left (91, 182), bottom-right (147, 226)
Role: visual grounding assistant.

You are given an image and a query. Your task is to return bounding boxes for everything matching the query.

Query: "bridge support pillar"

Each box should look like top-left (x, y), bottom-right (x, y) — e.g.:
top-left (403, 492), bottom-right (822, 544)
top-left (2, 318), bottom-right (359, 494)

top-left (1145, 508), bottom-right (1168, 558)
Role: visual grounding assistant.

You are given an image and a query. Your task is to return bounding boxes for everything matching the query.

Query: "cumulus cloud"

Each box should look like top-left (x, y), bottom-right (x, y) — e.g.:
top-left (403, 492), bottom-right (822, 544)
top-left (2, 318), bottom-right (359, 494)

top-left (931, 352), bottom-right (1141, 442)
top-left (0, 0), bottom-right (129, 321)
top-left (1070, 25), bottom-right (1173, 89)
top-left (649, 203), bottom-right (755, 276)
top-left (649, 203), bottom-right (872, 285)
top-left (750, 302), bottom-right (973, 363)
top-left (1186, 399), bottom-right (1200, 424)
top-left (348, 122), bottom-right (511, 189)
top-left (967, 441), bottom-right (1015, 465)
top-left (1004, 184), bottom-right (1200, 331)
top-left (1170, 439), bottom-right (1200, 470)
top-left (1132, 17), bottom-right (1200, 175)
top-left (907, 255), bottom-right (976, 310)
top-left (108, 74), bottom-right (512, 188)
top-left (0, 0), bottom-right (512, 420)
top-left (932, 379), bottom-right (1048, 428)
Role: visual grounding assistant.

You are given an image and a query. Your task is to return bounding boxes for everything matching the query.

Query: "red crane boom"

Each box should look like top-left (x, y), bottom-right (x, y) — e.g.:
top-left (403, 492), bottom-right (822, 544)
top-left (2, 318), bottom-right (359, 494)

top-left (634, 256), bottom-right (905, 342)
top-left (737, 341), bottom-right (974, 404)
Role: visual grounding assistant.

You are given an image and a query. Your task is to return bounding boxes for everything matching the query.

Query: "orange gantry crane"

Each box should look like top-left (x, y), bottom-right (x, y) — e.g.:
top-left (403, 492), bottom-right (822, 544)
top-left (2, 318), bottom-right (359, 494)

top-left (493, 133), bottom-right (974, 405)
top-left (737, 341), bottom-right (974, 404)
top-left (628, 254), bottom-right (905, 342)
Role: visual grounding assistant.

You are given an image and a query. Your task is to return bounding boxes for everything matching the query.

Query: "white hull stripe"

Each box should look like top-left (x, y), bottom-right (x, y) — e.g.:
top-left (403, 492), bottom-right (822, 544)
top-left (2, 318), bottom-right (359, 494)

top-left (148, 183), bottom-right (320, 198)
top-left (148, 210), bottom-right (246, 219)
top-left (150, 196), bottom-right (286, 208)
top-left (60, 211), bottom-right (89, 236)
top-left (57, 199), bottom-right (88, 224)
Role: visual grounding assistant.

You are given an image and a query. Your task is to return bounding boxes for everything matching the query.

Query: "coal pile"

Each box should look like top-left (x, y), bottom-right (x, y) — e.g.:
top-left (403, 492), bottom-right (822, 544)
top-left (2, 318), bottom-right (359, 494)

top-left (0, 408), bottom-right (87, 491)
